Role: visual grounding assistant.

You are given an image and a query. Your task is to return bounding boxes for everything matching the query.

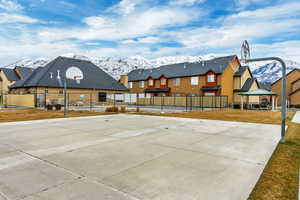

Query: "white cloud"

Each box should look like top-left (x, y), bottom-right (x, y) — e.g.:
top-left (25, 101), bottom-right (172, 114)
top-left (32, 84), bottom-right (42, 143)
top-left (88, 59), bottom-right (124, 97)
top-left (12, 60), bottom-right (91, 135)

top-left (170, 1), bottom-right (300, 50)
top-left (109, 0), bottom-right (138, 15)
top-left (252, 40), bottom-right (300, 63)
top-left (0, 13), bottom-right (38, 23)
top-left (38, 6), bottom-right (202, 41)
top-left (138, 36), bottom-right (160, 43)
top-left (169, 0), bottom-right (206, 6)
top-left (0, 0), bottom-right (23, 11)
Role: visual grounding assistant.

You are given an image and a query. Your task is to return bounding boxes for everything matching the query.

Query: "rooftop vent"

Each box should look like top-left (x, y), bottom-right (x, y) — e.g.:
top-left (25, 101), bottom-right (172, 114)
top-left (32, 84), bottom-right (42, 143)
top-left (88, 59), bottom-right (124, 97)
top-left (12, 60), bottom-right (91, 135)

top-left (57, 70), bottom-right (61, 79)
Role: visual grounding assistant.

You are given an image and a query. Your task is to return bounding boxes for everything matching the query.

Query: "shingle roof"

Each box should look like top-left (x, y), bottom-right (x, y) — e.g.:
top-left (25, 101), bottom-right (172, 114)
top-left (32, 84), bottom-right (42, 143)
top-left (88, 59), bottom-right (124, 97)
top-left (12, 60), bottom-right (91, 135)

top-left (259, 82), bottom-right (272, 91)
top-left (10, 57), bottom-right (128, 91)
top-left (234, 66), bottom-right (248, 77)
top-left (15, 66), bottom-right (34, 79)
top-left (128, 55), bottom-right (237, 81)
top-left (234, 78), bottom-right (258, 92)
top-left (0, 68), bottom-right (19, 81)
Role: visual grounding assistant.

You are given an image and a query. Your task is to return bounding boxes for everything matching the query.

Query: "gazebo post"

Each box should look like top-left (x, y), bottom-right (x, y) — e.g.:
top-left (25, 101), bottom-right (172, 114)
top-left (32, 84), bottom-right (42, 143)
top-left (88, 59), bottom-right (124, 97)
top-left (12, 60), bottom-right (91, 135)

top-left (271, 95), bottom-right (275, 112)
top-left (241, 96), bottom-right (244, 111)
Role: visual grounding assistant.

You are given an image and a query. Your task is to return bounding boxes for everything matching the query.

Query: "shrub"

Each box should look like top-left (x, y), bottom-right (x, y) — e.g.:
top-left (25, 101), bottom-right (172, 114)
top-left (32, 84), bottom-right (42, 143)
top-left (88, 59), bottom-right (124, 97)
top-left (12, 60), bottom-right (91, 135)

top-left (136, 107), bottom-right (140, 112)
top-left (105, 106), bottom-right (119, 112)
top-left (120, 106), bottom-right (126, 113)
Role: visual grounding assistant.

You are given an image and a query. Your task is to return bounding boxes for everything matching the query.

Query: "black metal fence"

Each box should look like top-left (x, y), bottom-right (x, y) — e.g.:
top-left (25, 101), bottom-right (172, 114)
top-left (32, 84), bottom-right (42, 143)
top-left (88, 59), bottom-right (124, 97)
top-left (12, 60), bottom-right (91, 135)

top-left (1, 92), bottom-right (229, 112)
top-left (35, 92), bottom-right (228, 112)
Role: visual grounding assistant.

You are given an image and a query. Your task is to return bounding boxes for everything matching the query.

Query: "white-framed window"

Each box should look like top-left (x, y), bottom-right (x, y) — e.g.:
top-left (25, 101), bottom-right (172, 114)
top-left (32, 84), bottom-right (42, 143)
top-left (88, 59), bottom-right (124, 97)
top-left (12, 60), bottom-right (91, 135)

top-left (207, 74), bottom-right (215, 83)
top-left (191, 76), bottom-right (198, 85)
top-left (148, 79), bottom-right (154, 86)
top-left (128, 82), bottom-right (133, 89)
top-left (173, 78), bottom-right (180, 86)
top-left (160, 78), bottom-right (166, 86)
top-left (44, 89), bottom-right (48, 94)
top-left (204, 92), bottom-right (215, 96)
top-left (139, 81), bottom-right (144, 88)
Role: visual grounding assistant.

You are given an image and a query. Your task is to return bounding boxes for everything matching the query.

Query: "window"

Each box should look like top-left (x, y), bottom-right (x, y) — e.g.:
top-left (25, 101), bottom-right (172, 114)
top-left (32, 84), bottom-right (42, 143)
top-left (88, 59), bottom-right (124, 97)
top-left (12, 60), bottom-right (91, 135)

top-left (148, 79), bottom-right (154, 86)
top-left (59, 90), bottom-right (63, 94)
top-left (44, 89), bottom-right (48, 94)
top-left (207, 74), bottom-right (215, 83)
top-left (191, 76), bottom-right (198, 85)
top-left (98, 92), bottom-right (107, 102)
top-left (128, 82), bottom-right (133, 89)
top-left (173, 78), bottom-right (180, 86)
top-left (160, 78), bottom-right (166, 86)
top-left (204, 92), bottom-right (215, 96)
top-left (139, 81), bottom-right (144, 88)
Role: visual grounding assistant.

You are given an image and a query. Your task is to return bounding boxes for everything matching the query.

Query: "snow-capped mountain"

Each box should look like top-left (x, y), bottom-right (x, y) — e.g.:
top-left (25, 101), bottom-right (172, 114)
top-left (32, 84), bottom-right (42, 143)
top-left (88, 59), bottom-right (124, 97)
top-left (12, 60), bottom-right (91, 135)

top-left (250, 60), bottom-right (300, 83)
top-left (3, 54), bottom-right (219, 79)
top-left (3, 53), bottom-right (300, 83)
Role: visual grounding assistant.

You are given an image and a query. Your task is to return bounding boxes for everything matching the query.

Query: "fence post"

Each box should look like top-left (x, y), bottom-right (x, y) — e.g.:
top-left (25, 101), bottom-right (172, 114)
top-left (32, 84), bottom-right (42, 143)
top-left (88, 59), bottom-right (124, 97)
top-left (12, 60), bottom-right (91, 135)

top-left (161, 95), bottom-right (163, 112)
top-left (44, 92), bottom-right (47, 109)
top-left (186, 95), bottom-right (188, 112)
top-left (190, 95), bottom-right (193, 111)
top-left (90, 93), bottom-right (92, 111)
top-left (136, 93), bottom-right (139, 110)
top-left (64, 80), bottom-right (67, 117)
top-left (215, 96), bottom-right (217, 110)
top-left (113, 93), bottom-right (116, 107)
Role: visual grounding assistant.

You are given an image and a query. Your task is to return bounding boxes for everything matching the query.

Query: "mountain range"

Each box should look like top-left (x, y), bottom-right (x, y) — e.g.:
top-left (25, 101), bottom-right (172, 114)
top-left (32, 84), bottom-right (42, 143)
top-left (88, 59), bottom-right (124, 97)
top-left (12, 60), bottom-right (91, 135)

top-left (3, 53), bottom-right (300, 84)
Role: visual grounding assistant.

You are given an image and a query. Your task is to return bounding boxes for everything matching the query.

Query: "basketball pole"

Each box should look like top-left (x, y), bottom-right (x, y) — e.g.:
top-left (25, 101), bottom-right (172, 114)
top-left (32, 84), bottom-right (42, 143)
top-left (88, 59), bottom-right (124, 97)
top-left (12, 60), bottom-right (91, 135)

top-left (241, 40), bottom-right (287, 143)
top-left (245, 57), bottom-right (287, 143)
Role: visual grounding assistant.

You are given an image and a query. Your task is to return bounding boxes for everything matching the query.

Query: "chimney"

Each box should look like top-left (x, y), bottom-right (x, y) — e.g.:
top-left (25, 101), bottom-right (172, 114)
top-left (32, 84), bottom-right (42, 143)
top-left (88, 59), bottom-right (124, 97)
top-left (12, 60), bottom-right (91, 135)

top-left (120, 75), bottom-right (129, 88)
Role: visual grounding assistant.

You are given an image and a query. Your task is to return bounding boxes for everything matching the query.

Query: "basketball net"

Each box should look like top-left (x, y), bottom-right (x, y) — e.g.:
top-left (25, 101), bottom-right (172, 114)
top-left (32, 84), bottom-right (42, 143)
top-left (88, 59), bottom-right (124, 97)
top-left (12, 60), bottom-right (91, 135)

top-left (74, 76), bottom-right (82, 84)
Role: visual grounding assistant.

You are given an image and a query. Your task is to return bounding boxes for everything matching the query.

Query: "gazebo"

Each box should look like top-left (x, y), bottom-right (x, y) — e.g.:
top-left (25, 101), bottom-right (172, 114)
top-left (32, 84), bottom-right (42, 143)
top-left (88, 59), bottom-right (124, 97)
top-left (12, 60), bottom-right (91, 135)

top-left (238, 89), bottom-right (278, 111)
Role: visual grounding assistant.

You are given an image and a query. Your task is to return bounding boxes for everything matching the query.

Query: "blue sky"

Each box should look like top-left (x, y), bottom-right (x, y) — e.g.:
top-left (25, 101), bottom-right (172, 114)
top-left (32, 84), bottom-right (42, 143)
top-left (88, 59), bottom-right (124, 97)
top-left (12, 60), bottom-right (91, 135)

top-left (0, 0), bottom-right (299, 65)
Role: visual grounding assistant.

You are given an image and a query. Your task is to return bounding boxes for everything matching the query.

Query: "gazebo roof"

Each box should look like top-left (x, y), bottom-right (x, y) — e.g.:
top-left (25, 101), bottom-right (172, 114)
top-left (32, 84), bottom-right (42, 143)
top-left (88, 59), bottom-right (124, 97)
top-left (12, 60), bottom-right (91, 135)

top-left (238, 89), bottom-right (277, 96)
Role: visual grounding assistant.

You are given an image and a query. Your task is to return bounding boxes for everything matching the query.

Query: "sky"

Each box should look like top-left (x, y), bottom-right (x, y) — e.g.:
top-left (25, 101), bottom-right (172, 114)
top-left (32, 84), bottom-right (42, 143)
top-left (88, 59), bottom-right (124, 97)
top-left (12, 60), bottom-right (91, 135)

top-left (0, 0), bottom-right (299, 66)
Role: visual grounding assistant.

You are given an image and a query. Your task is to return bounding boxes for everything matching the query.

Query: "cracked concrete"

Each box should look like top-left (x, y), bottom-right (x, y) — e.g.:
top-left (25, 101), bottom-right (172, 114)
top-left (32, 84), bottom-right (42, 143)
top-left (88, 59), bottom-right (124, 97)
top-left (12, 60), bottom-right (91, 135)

top-left (0, 114), bottom-right (280, 200)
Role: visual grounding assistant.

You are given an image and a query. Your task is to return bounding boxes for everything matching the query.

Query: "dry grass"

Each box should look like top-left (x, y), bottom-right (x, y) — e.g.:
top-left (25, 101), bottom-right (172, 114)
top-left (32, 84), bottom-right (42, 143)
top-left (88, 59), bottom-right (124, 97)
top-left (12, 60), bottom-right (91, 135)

top-left (136, 109), bottom-right (295, 125)
top-left (249, 122), bottom-right (300, 200)
top-left (0, 109), bottom-right (113, 123)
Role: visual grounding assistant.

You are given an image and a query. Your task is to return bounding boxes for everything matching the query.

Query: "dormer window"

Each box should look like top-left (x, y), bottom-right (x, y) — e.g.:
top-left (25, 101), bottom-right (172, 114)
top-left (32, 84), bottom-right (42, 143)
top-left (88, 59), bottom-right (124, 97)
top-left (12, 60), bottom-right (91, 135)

top-left (160, 77), bottom-right (166, 86)
top-left (207, 74), bottom-right (215, 83)
top-left (148, 79), bottom-right (154, 86)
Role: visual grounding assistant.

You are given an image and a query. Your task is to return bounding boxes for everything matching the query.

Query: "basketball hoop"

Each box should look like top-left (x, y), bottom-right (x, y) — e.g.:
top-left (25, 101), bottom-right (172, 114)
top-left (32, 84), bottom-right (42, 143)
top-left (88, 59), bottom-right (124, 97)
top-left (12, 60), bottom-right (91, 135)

top-left (74, 76), bottom-right (82, 84)
top-left (241, 40), bottom-right (250, 64)
top-left (66, 66), bottom-right (84, 84)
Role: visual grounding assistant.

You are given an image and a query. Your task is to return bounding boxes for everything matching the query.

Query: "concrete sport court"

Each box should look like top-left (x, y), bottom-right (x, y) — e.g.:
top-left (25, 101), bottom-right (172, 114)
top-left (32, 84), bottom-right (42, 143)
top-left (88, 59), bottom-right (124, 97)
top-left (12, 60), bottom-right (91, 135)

top-left (0, 114), bottom-right (280, 200)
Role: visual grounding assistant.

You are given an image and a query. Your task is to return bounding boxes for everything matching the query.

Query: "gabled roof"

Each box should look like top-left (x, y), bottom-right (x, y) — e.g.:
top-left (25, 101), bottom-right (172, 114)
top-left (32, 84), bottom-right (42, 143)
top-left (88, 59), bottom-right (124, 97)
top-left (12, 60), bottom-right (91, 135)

top-left (259, 82), bottom-right (272, 91)
top-left (234, 78), bottom-right (259, 92)
top-left (234, 66), bottom-right (248, 77)
top-left (0, 68), bottom-right (19, 81)
top-left (272, 68), bottom-right (300, 85)
top-left (10, 57), bottom-right (128, 91)
top-left (128, 55), bottom-right (237, 81)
